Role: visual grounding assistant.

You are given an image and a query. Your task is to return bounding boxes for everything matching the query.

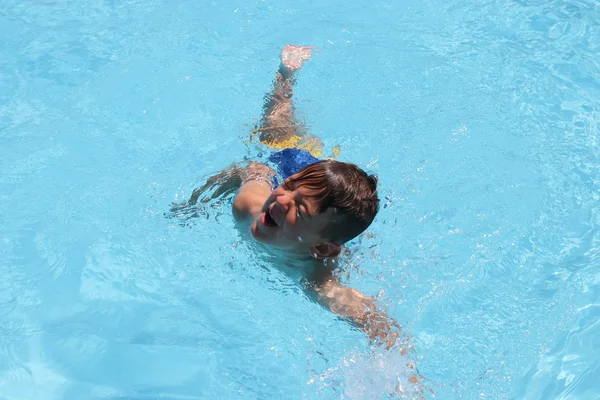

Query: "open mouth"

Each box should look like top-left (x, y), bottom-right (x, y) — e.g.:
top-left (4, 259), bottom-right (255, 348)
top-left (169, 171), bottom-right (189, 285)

top-left (263, 209), bottom-right (278, 227)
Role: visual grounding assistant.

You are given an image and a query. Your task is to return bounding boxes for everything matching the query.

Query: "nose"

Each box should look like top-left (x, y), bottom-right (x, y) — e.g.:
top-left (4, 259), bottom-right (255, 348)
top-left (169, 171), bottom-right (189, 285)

top-left (275, 192), bottom-right (292, 212)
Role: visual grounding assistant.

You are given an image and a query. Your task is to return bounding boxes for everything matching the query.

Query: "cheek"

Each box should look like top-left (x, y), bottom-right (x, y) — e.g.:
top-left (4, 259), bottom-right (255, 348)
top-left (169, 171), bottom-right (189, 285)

top-left (282, 215), bottom-right (298, 231)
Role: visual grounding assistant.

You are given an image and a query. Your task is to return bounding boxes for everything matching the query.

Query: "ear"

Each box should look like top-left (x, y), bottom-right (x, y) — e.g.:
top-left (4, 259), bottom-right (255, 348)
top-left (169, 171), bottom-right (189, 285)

top-left (310, 241), bottom-right (341, 259)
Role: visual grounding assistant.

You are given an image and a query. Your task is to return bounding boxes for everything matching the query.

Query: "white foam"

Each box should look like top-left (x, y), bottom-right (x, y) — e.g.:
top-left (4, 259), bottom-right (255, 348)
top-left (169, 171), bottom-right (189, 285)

top-left (310, 344), bottom-right (422, 399)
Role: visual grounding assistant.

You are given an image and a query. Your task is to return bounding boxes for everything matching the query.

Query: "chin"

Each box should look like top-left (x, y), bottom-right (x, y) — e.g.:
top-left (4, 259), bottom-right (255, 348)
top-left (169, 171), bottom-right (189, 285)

top-left (250, 220), bottom-right (271, 244)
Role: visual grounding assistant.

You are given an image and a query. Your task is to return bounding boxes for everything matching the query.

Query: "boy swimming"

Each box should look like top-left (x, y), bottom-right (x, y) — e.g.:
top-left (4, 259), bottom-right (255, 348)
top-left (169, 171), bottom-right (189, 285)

top-left (180, 45), bottom-right (400, 348)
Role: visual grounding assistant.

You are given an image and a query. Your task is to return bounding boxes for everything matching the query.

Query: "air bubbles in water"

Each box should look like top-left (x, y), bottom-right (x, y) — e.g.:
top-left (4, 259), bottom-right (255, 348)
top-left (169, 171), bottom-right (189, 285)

top-left (310, 344), bottom-right (420, 400)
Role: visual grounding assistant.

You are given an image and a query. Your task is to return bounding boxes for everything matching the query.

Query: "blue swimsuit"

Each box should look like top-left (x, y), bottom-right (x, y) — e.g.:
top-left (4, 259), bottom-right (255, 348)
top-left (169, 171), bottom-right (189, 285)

top-left (268, 148), bottom-right (320, 187)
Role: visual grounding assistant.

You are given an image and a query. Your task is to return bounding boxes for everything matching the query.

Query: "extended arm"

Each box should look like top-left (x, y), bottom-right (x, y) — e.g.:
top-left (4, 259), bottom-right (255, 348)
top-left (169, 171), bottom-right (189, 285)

top-left (311, 270), bottom-right (400, 349)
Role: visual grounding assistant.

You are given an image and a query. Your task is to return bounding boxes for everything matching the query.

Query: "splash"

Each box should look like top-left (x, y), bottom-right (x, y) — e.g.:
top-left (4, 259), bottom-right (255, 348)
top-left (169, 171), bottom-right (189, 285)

top-left (309, 344), bottom-right (423, 399)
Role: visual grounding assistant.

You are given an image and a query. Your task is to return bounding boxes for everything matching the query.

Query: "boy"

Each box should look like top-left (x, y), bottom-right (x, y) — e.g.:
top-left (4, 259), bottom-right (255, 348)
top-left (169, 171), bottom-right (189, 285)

top-left (184, 45), bottom-right (399, 348)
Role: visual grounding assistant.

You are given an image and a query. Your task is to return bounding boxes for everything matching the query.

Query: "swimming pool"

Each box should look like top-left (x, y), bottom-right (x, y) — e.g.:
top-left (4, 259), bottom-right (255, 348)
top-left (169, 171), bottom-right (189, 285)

top-left (1, 0), bottom-right (599, 398)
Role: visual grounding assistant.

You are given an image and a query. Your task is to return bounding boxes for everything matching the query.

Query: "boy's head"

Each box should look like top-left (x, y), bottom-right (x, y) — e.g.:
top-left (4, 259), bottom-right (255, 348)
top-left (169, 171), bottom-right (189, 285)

top-left (287, 160), bottom-right (380, 244)
top-left (251, 160), bottom-right (380, 258)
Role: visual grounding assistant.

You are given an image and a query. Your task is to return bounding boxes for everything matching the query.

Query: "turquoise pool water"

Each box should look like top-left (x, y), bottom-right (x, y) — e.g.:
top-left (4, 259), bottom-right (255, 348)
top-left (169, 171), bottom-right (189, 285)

top-left (2, 0), bottom-right (599, 398)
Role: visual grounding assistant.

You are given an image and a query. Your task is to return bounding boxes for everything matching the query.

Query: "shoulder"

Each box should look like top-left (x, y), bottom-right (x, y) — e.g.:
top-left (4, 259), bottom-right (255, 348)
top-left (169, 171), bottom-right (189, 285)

top-left (232, 179), bottom-right (272, 221)
top-left (240, 162), bottom-right (277, 181)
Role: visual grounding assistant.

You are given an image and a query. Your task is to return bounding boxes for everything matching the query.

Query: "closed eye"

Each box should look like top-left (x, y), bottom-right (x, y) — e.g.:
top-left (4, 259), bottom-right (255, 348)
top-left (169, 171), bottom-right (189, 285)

top-left (298, 204), bottom-right (311, 220)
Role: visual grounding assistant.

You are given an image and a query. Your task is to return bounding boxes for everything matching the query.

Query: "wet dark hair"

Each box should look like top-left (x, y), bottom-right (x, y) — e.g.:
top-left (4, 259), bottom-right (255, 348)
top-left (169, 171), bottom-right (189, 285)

top-left (286, 160), bottom-right (379, 244)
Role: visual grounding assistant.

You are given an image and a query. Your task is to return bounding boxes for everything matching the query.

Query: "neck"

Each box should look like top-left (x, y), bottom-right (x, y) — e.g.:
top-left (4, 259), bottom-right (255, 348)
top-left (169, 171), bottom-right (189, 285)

top-left (267, 246), bottom-right (339, 269)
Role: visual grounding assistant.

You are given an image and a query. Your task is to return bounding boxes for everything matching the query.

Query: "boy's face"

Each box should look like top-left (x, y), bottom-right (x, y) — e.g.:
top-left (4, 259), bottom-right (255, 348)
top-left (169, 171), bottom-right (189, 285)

top-left (250, 178), bottom-right (340, 256)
